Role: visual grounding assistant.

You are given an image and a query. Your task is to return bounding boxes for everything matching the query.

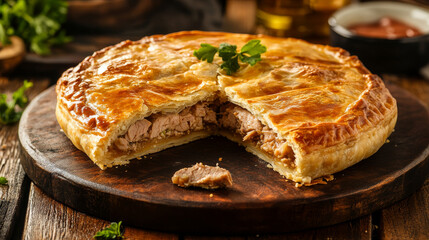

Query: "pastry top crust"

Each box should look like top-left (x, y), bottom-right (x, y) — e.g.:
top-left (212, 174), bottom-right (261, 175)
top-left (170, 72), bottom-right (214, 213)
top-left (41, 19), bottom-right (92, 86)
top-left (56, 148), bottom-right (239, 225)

top-left (56, 31), bottom-right (397, 166)
top-left (56, 32), bottom-right (225, 137)
top-left (217, 35), bottom-right (397, 153)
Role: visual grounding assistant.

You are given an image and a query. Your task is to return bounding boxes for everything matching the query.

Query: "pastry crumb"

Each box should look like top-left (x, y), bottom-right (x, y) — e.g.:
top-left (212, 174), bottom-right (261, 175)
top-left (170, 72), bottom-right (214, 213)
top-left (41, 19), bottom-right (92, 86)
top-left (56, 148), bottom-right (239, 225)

top-left (385, 139), bottom-right (390, 143)
top-left (209, 193), bottom-right (214, 198)
top-left (295, 175), bottom-right (335, 187)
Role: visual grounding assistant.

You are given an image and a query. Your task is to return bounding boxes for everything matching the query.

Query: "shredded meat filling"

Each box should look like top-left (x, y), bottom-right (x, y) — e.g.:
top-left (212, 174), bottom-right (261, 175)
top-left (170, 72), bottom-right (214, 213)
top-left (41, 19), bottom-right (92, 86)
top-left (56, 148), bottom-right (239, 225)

top-left (219, 104), bottom-right (295, 167)
top-left (114, 102), bottom-right (217, 151)
top-left (113, 102), bottom-right (295, 166)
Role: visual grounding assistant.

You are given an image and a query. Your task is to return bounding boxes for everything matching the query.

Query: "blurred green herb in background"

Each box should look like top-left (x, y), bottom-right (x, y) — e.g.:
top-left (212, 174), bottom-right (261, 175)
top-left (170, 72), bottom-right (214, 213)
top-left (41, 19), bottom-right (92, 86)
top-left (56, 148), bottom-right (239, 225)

top-left (0, 80), bottom-right (32, 124)
top-left (0, 0), bottom-right (71, 55)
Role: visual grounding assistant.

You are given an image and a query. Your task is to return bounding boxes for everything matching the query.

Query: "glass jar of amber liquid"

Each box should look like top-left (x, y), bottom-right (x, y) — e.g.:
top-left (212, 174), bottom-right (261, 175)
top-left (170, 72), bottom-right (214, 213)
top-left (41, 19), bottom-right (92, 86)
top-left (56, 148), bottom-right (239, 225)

top-left (255, 0), bottom-right (350, 38)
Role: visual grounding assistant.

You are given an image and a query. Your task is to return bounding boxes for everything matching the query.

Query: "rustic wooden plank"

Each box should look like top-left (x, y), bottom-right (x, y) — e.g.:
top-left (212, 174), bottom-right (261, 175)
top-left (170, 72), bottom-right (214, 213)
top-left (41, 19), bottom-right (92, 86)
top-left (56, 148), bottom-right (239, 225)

top-left (182, 234), bottom-right (244, 240)
top-left (246, 216), bottom-right (372, 240)
top-left (0, 78), bottom-right (49, 240)
top-left (184, 216), bottom-right (371, 240)
top-left (185, 236), bottom-right (245, 240)
top-left (22, 184), bottom-right (178, 240)
top-left (277, 216), bottom-right (372, 240)
top-left (379, 178), bottom-right (429, 240)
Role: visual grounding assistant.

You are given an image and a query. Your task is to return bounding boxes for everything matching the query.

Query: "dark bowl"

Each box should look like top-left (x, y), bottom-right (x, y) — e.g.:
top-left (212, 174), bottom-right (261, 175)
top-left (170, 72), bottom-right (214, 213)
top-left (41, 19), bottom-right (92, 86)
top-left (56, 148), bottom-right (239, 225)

top-left (329, 1), bottom-right (429, 75)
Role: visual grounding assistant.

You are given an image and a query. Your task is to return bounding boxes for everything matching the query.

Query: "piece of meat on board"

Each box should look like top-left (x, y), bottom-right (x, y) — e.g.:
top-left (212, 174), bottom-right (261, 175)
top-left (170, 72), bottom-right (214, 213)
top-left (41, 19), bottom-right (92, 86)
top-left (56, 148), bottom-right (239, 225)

top-left (172, 163), bottom-right (233, 189)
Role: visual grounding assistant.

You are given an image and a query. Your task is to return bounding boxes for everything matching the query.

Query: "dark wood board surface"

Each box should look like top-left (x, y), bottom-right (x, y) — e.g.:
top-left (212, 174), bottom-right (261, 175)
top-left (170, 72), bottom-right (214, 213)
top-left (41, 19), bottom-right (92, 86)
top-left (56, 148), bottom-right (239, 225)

top-left (18, 84), bottom-right (429, 234)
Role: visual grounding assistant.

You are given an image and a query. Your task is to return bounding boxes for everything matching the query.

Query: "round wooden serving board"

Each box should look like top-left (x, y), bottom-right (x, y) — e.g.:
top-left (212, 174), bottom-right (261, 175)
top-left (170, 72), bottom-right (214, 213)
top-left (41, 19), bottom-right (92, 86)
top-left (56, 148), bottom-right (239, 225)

top-left (19, 84), bottom-right (429, 234)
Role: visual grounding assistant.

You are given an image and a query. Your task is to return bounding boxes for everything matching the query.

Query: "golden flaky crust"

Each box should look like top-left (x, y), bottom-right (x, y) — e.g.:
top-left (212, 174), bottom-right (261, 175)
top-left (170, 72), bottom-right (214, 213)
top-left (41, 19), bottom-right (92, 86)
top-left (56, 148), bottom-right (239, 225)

top-left (56, 31), bottom-right (397, 183)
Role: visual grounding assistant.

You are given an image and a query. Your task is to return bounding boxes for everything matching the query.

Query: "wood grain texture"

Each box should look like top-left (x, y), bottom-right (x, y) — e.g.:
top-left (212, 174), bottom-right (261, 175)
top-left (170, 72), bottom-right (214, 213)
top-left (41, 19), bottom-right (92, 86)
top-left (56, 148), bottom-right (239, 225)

top-left (379, 178), bottom-right (429, 240)
top-left (258, 216), bottom-right (372, 240)
top-left (18, 83), bottom-right (429, 234)
top-left (184, 215), bottom-right (372, 240)
top-left (0, 78), bottom-right (49, 240)
top-left (22, 184), bottom-right (178, 240)
top-left (185, 236), bottom-right (245, 240)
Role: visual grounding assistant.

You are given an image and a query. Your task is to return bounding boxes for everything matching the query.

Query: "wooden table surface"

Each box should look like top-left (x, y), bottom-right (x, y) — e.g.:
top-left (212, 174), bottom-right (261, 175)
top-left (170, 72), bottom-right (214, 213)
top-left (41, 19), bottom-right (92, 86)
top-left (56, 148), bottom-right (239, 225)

top-left (1, 0), bottom-right (429, 239)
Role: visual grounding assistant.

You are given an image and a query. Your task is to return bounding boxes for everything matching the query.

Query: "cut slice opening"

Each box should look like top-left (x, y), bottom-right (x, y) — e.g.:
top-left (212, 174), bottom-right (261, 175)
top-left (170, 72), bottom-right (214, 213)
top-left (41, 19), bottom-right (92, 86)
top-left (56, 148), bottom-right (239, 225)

top-left (107, 101), bottom-right (296, 174)
top-left (108, 101), bottom-right (219, 158)
top-left (218, 103), bottom-right (296, 168)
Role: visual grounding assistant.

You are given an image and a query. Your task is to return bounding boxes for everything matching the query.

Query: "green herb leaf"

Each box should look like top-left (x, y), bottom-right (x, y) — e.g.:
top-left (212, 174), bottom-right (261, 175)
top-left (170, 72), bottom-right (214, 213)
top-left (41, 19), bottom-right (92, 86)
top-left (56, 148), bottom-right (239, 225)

top-left (93, 221), bottom-right (124, 240)
top-left (239, 40), bottom-right (266, 66)
top-left (218, 43), bottom-right (237, 61)
top-left (0, 177), bottom-right (7, 185)
top-left (13, 80), bottom-right (32, 108)
top-left (193, 43), bottom-right (218, 63)
top-left (0, 0), bottom-right (71, 55)
top-left (194, 39), bottom-right (266, 75)
top-left (220, 55), bottom-right (240, 75)
top-left (218, 43), bottom-right (240, 74)
top-left (0, 80), bottom-right (33, 125)
top-left (240, 40), bottom-right (267, 57)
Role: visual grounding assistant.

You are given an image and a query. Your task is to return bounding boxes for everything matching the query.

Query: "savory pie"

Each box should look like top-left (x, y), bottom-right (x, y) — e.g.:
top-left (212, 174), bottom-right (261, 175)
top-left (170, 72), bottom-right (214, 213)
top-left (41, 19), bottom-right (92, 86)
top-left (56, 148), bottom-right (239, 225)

top-left (56, 31), bottom-right (397, 183)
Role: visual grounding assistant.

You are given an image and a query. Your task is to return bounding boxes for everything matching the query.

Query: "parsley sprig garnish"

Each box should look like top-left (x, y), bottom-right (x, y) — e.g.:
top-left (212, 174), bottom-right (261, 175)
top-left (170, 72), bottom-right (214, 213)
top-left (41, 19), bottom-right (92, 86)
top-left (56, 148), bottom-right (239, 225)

top-left (0, 80), bottom-right (33, 125)
top-left (0, 177), bottom-right (8, 185)
top-left (194, 39), bottom-right (267, 75)
top-left (93, 221), bottom-right (124, 239)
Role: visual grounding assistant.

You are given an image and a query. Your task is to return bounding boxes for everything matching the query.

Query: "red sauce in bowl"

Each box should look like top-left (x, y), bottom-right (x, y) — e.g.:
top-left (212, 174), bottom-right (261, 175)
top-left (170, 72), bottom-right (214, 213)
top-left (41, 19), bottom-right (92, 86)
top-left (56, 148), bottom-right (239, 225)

top-left (348, 17), bottom-right (422, 39)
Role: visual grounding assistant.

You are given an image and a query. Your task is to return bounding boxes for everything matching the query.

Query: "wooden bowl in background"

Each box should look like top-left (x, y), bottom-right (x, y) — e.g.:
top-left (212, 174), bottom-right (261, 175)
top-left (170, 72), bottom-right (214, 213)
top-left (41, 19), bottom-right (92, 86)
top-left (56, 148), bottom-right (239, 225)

top-left (0, 36), bottom-right (25, 74)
